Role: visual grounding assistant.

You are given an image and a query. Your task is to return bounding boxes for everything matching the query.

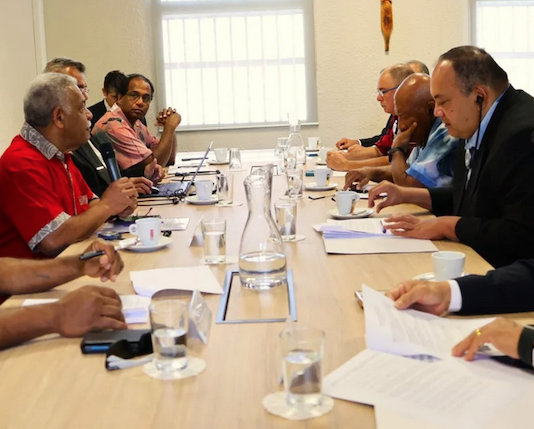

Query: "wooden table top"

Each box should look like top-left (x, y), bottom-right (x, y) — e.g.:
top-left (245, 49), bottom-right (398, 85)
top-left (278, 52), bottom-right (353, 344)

top-left (1, 149), bottom-right (525, 429)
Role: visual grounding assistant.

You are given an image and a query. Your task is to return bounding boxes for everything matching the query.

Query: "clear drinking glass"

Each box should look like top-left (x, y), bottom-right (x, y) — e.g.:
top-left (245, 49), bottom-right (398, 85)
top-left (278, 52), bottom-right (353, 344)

top-left (286, 167), bottom-right (304, 199)
top-left (217, 173), bottom-right (234, 205)
top-left (229, 148), bottom-right (242, 171)
top-left (280, 326), bottom-right (325, 408)
top-left (149, 300), bottom-right (189, 372)
top-left (201, 219), bottom-right (227, 264)
top-left (275, 137), bottom-right (289, 156)
top-left (275, 199), bottom-right (297, 241)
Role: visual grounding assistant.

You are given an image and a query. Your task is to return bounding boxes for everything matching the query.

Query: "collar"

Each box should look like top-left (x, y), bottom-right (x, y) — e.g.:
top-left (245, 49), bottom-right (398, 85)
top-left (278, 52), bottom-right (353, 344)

top-left (110, 104), bottom-right (138, 129)
top-left (20, 122), bottom-right (65, 161)
top-left (466, 87), bottom-right (508, 151)
top-left (104, 99), bottom-right (113, 111)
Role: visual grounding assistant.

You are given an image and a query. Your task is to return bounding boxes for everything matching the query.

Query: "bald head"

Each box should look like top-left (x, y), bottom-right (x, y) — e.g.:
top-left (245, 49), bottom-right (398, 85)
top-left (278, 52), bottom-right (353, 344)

top-left (394, 73), bottom-right (436, 145)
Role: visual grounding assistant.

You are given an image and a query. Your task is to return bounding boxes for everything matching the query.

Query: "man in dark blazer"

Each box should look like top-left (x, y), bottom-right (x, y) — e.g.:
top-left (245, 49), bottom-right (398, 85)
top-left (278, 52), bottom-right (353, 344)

top-left (385, 259), bottom-right (534, 367)
top-left (367, 46), bottom-right (534, 268)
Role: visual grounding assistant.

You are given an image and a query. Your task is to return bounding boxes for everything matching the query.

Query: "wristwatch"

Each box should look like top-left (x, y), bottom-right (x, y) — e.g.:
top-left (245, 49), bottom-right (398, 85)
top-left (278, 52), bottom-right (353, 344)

top-left (387, 147), bottom-right (407, 162)
top-left (518, 326), bottom-right (534, 367)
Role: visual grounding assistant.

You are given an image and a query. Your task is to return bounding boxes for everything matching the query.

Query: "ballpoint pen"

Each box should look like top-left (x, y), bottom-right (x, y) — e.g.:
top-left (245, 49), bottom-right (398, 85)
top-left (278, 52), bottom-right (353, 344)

top-left (380, 220), bottom-right (387, 234)
top-left (79, 238), bottom-right (139, 261)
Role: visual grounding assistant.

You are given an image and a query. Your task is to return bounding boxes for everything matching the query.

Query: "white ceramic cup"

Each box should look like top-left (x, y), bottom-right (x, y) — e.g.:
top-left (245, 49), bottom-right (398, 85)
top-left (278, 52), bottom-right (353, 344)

top-left (335, 191), bottom-right (360, 215)
top-left (432, 251), bottom-right (466, 281)
top-left (195, 180), bottom-right (214, 200)
top-left (214, 148), bottom-right (228, 163)
top-left (314, 169), bottom-right (332, 187)
top-left (307, 137), bottom-right (320, 149)
top-left (129, 218), bottom-right (162, 246)
top-left (318, 147), bottom-right (329, 163)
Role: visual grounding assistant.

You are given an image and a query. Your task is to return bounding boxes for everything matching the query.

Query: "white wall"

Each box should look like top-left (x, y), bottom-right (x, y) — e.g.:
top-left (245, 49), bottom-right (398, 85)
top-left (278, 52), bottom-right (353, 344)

top-left (0, 0), bottom-right (41, 153)
top-left (43, 0), bottom-right (470, 152)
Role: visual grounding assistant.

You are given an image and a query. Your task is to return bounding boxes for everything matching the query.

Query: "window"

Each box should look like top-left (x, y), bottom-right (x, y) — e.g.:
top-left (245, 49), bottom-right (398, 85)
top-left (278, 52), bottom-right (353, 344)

top-left (473, 0), bottom-right (534, 96)
top-left (153, 0), bottom-right (317, 130)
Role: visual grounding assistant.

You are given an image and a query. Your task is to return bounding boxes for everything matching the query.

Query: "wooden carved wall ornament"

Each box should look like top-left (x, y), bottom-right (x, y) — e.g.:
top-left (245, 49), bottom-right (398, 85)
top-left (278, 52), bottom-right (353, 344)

top-left (381, 0), bottom-right (393, 53)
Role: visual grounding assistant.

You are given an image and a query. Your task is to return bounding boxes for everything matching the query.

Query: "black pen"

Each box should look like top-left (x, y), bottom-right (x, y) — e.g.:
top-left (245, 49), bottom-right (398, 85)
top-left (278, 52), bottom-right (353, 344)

top-left (79, 250), bottom-right (105, 261)
top-left (181, 157), bottom-right (204, 161)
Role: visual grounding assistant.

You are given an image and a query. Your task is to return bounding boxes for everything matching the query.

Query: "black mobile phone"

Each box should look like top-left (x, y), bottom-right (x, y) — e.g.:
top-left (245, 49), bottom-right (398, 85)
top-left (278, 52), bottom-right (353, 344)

top-left (80, 329), bottom-right (151, 354)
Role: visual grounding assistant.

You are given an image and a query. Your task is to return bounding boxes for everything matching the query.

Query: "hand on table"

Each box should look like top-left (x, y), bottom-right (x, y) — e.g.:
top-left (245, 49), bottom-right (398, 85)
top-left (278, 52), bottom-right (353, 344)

top-left (367, 181), bottom-right (407, 212)
top-left (101, 177), bottom-right (138, 216)
top-left (144, 158), bottom-right (165, 183)
top-left (80, 240), bottom-right (124, 282)
top-left (130, 177), bottom-right (153, 195)
top-left (54, 286), bottom-right (127, 337)
top-left (382, 214), bottom-right (446, 240)
top-left (344, 168), bottom-right (372, 190)
top-left (326, 151), bottom-right (349, 171)
top-left (335, 137), bottom-right (360, 150)
top-left (452, 318), bottom-right (523, 361)
top-left (386, 280), bottom-right (451, 316)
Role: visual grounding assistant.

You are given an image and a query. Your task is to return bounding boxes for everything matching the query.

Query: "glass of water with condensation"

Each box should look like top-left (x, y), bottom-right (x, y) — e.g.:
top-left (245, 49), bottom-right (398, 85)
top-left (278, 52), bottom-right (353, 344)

top-left (149, 300), bottom-right (189, 372)
top-left (280, 326), bottom-right (325, 408)
top-left (201, 219), bottom-right (226, 264)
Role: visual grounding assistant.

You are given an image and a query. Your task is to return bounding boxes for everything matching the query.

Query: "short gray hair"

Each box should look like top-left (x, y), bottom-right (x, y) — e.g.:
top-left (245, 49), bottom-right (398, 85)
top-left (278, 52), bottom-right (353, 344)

top-left (24, 73), bottom-right (77, 127)
top-left (44, 57), bottom-right (86, 74)
top-left (383, 64), bottom-right (414, 85)
top-left (405, 60), bottom-right (430, 75)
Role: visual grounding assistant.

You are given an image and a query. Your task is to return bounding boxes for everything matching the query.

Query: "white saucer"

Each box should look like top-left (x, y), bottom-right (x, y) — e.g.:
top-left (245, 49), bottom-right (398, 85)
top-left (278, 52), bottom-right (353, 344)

top-left (185, 195), bottom-right (219, 205)
top-left (126, 236), bottom-right (173, 252)
top-left (328, 208), bottom-right (374, 220)
top-left (208, 160), bottom-right (229, 165)
top-left (412, 272), bottom-right (468, 281)
top-left (305, 183), bottom-right (337, 192)
top-left (315, 159), bottom-right (327, 165)
top-left (305, 147), bottom-right (319, 152)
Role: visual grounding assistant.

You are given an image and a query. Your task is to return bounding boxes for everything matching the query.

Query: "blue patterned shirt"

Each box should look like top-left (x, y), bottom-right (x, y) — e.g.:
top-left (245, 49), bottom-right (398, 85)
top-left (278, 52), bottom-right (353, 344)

top-left (406, 118), bottom-right (459, 188)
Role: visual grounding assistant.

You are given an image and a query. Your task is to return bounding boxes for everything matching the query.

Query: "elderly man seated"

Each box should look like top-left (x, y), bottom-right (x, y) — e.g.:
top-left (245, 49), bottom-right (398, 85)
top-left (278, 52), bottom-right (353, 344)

top-left (0, 73), bottom-right (137, 259)
top-left (343, 73), bottom-right (459, 190)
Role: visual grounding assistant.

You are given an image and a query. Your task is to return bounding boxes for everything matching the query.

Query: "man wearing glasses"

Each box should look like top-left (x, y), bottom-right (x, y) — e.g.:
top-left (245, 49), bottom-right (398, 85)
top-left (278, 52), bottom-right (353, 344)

top-left (327, 64), bottom-right (414, 171)
top-left (93, 74), bottom-right (180, 177)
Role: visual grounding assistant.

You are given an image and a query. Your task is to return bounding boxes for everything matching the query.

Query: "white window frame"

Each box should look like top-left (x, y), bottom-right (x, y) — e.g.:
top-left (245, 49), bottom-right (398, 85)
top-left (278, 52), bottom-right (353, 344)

top-left (152, 0), bottom-right (318, 132)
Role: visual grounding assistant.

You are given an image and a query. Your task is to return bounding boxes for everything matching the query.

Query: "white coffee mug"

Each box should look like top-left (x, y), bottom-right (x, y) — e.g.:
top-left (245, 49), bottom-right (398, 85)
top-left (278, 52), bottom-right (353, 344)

top-left (129, 218), bottom-right (162, 246)
top-left (335, 191), bottom-right (360, 215)
top-left (195, 180), bottom-right (214, 200)
top-left (214, 148), bottom-right (228, 162)
top-left (307, 137), bottom-right (320, 149)
top-left (314, 169), bottom-right (331, 187)
top-left (432, 251), bottom-right (466, 281)
top-left (318, 147), bottom-right (329, 163)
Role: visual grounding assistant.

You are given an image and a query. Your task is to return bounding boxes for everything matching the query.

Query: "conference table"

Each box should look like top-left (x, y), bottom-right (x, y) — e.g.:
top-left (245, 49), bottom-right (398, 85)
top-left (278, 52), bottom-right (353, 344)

top-left (1, 149), bottom-right (531, 429)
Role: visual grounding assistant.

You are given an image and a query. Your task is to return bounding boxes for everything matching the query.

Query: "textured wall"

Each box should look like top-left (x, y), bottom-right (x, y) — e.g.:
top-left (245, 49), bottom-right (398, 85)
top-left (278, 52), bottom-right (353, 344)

top-left (43, 0), bottom-right (469, 152)
top-left (0, 0), bottom-right (39, 153)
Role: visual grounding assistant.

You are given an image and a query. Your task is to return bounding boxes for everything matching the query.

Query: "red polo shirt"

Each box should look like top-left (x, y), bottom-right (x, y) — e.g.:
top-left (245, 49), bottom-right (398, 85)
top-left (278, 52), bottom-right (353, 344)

top-left (0, 131), bottom-right (94, 259)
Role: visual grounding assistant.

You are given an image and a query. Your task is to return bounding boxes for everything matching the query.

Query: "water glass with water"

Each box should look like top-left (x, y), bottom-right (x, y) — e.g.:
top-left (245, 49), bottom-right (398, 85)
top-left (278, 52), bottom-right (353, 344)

top-left (286, 167), bottom-right (304, 199)
top-left (201, 219), bottom-right (226, 264)
top-left (280, 326), bottom-right (325, 407)
top-left (229, 148), bottom-right (242, 171)
top-left (217, 173), bottom-right (234, 205)
top-left (275, 199), bottom-right (297, 241)
top-left (149, 299), bottom-right (189, 373)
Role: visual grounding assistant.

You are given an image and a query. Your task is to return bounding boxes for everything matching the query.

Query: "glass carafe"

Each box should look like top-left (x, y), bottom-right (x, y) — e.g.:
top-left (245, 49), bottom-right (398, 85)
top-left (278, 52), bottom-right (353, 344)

top-left (239, 165), bottom-right (287, 289)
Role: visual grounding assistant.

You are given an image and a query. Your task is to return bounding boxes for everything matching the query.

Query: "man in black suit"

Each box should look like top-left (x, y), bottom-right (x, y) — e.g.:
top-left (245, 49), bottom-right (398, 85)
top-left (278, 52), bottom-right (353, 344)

top-left (385, 260), bottom-right (534, 367)
top-left (367, 46), bottom-right (534, 268)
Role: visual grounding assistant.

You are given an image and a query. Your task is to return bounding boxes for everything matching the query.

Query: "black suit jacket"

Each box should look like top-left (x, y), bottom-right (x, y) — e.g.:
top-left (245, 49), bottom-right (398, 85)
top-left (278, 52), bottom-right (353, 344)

top-left (88, 100), bottom-right (107, 130)
top-left (457, 259), bottom-right (534, 315)
top-left (72, 140), bottom-right (111, 198)
top-left (429, 86), bottom-right (534, 268)
top-left (359, 115), bottom-right (393, 147)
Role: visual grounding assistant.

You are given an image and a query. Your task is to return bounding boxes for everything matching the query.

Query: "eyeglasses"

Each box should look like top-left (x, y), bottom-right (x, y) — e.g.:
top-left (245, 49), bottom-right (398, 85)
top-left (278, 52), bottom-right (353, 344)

top-left (78, 86), bottom-right (90, 95)
top-left (126, 91), bottom-right (152, 104)
top-left (376, 86), bottom-right (399, 97)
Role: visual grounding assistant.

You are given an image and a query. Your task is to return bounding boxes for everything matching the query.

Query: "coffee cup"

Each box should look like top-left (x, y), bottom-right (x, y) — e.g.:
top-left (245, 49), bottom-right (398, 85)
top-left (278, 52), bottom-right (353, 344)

top-left (335, 191), bottom-right (359, 215)
top-left (318, 147), bottom-right (329, 163)
top-left (307, 137), bottom-right (320, 149)
top-left (195, 180), bottom-right (214, 200)
top-left (432, 251), bottom-right (466, 281)
top-left (314, 169), bottom-right (331, 187)
top-left (214, 148), bottom-right (228, 163)
top-left (129, 218), bottom-right (162, 246)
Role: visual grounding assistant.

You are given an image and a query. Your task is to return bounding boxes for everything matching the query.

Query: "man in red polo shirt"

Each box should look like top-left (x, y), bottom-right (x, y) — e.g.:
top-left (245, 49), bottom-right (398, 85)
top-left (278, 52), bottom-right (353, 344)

top-left (0, 73), bottom-right (138, 259)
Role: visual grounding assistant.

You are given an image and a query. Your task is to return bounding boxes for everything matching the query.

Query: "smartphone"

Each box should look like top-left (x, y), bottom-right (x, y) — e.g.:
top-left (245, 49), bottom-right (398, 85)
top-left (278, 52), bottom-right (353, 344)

top-left (80, 329), bottom-right (151, 354)
top-left (354, 290), bottom-right (364, 309)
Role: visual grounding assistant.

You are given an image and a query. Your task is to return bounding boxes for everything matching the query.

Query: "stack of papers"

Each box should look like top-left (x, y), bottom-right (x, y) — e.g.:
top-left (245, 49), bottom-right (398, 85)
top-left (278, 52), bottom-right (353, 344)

top-left (22, 295), bottom-right (152, 325)
top-left (314, 219), bottom-right (437, 254)
top-left (130, 266), bottom-right (223, 297)
top-left (323, 286), bottom-right (532, 428)
top-left (100, 218), bottom-right (189, 234)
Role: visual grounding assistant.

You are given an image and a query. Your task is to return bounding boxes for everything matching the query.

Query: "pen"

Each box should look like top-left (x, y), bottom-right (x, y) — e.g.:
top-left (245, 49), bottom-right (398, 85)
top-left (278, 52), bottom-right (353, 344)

top-left (181, 157), bottom-right (204, 161)
top-left (380, 220), bottom-right (387, 234)
top-left (145, 208), bottom-right (153, 216)
top-left (79, 250), bottom-right (105, 261)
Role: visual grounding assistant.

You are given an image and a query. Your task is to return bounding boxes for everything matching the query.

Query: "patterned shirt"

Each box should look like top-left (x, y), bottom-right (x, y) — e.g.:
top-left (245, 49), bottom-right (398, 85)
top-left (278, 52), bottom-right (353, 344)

top-left (406, 118), bottom-right (459, 188)
top-left (0, 123), bottom-right (94, 259)
top-left (374, 115), bottom-right (398, 156)
top-left (92, 105), bottom-right (158, 169)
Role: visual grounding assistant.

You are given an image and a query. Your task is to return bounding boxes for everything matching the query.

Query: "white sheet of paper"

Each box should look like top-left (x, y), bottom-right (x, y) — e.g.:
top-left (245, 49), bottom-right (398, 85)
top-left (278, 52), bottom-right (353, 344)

top-left (100, 218), bottom-right (189, 234)
top-left (322, 236), bottom-right (437, 254)
top-left (323, 349), bottom-right (527, 429)
top-left (327, 218), bottom-right (392, 235)
top-left (130, 266), bottom-right (223, 297)
top-left (22, 298), bottom-right (58, 307)
top-left (362, 285), bottom-right (499, 358)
